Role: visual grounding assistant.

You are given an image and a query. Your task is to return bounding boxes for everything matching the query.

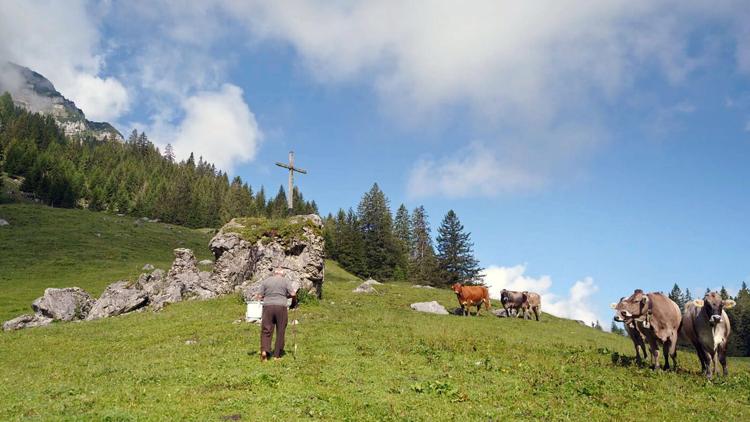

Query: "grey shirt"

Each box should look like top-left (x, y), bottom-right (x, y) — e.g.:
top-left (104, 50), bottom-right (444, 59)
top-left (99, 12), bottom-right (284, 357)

top-left (259, 275), bottom-right (297, 306)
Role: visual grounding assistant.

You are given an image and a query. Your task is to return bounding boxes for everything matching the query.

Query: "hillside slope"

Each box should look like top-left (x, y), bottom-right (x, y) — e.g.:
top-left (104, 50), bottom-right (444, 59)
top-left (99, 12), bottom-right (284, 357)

top-left (0, 206), bottom-right (749, 420)
top-left (0, 204), bottom-right (213, 321)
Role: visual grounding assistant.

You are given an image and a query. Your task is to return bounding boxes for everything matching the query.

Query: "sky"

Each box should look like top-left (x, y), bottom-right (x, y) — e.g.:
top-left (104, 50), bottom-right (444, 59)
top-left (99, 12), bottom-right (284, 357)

top-left (1, 0), bottom-right (750, 328)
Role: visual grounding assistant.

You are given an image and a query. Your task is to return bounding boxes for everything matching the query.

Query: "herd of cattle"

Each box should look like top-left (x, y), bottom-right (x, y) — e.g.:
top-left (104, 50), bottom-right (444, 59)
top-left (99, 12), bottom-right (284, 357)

top-left (612, 289), bottom-right (736, 379)
top-left (450, 283), bottom-right (542, 321)
top-left (451, 283), bottom-right (737, 379)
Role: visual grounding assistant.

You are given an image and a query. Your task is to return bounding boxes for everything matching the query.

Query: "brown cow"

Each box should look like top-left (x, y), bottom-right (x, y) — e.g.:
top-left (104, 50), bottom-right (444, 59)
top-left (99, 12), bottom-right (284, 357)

top-left (520, 291), bottom-right (541, 321)
top-left (611, 297), bottom-right (648, 363)
top-left (680, 292), bottom-right (736, 379)
top-left (500, 289), bottom-right (525, 318)
top-left (451, 283), bottom-right (490, 316)
top-left (611, 289), bottom-right (681, 370)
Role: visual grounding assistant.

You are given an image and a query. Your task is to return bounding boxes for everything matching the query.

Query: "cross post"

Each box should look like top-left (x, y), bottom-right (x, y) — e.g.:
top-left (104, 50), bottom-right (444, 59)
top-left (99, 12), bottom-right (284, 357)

top-left (275, 151), bottom-right (307, 211)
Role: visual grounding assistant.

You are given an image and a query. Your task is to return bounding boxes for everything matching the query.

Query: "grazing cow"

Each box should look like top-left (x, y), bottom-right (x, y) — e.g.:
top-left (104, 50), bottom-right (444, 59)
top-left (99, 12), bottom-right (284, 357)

top-left (520, 291), bottom-right (542, 321)
top-left (680, 292), bottom-right (736, 379)
top-left (611, 289), bottom-right (681, 370)
top-left (500, 290), bottom-right (526, 318)
top-left (451, 283), bottom-right (490, 316)
top-left (611, 297), bottom-right (648, 363)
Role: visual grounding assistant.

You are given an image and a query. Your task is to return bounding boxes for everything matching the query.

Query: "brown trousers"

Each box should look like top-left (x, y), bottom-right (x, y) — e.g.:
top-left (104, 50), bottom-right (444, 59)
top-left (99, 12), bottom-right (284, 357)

top-left (260, 305), bottom-right (288, 357)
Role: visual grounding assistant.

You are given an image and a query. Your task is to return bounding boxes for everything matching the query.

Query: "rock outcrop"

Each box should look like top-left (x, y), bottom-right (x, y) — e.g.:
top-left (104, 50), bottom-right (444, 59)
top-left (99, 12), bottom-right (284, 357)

top-left (31, 287), bottom-right (94, 321)
top-left (86, 281), bottom-right (149, 320)
top-left (410, 301), bottom-right (449, 315)
top-left (2, 314), bottom-right (53, 331)
top-left (210, 215), bottom-right (325, 300)
top-left (3, 214), bottom-right (325, 331)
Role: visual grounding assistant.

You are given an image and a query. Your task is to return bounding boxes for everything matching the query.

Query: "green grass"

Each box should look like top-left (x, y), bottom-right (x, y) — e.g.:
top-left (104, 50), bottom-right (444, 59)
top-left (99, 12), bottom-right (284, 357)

top-left (1, 205), bottom-right (750, 420)
top-left (0, 203), bottom-right (213, 322)
top-left (226, 216), bottom-right (322, 245)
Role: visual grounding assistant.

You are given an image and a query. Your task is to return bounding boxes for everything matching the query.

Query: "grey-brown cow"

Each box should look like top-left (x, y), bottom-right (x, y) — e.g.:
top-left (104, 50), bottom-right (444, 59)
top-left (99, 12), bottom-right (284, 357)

top-left (611, 289), bottom-right (681, 370)
top-left (680, 292), bottom-right (736, 379)
top-left (500, 290), bottom-right (525, 318)
top-left (611, 296), bottom-right (648, 363)
top-left (520, 291), bottom-right (541, 321)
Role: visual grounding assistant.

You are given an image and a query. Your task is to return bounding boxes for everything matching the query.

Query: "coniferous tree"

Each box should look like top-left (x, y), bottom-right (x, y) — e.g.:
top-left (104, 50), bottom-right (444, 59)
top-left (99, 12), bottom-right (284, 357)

top-left (720, 286), bottom-right (729, 300)
top-left (356, 183), bottom-right (399, 280)
top-left (435, 209), bottom-right (483, 286)
top-left (669, 283), bottom-right (686, 311)
top-left (409, 205), bottom-right (440, 286)
top-left (392, 204), bottom-right (411, 281)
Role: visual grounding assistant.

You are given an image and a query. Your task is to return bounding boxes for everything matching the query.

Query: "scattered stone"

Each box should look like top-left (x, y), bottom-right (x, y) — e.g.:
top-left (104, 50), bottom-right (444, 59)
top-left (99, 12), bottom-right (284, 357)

top-left (95, 232), bottom-right (101, 238)
top-left (3, 314), bottom-right (53, 331)
top-left (353, 283), bottom-right (376, 294)
top-left (198, 259), bottom-right (213, 265)
top-left (185, 339), bottom-right (198, 345)
top-left (450, 307), bottom-right (465, 316)
top-left (0, 218), bottom-right (9, 226)
top-left (116, 213), bottom-right (125, 217)
top-left (148, 218), bottom-right (159, 223)
top-left (363, 279), bottom-right (381, 286)
top-left (410, 301), bottom-right (449, 315)
top-left (86, 281), bottom-right (149, 320)
top-left (492, 308), bottom-right (512, 318)
top-left (142, 263), bottom-right (155, 271)
top-left (32, 287), bottom-right (94, 321)
top-left (412, 285), bottom-right (435, 289)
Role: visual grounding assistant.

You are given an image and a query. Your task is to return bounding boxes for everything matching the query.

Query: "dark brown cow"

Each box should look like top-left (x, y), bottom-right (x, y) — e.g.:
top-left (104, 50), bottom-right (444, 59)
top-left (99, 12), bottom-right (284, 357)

top-left (500, 289), bottom-right (525, 318)
top-left (520, 291), bottom-right (541, 321)
top-left (611, 289), bottom-right (681, 370)
top-left (611, 297), bottom-right (648, 363)
top-left (451, 283), bottom-right (490, 316)
top-left (681, 292), bottom-right (736, 379)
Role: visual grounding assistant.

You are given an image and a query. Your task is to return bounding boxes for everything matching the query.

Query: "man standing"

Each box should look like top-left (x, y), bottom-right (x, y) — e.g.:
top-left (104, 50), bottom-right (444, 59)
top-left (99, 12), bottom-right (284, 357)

top-left (256, 268), bottom-right (298, 361)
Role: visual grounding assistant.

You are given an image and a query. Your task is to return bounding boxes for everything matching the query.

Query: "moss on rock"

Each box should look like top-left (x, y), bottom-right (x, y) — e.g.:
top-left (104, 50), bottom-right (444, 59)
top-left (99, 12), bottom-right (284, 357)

top-left (224, 216), bottom-right (322, 246)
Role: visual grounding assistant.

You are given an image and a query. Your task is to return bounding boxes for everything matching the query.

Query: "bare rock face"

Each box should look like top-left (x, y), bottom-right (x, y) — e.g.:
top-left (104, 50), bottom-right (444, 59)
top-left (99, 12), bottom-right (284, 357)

top-left (86, 281), bottom-right (149, 321)
top-left (31, 287), bottom-right (93, 321)
top-left (2, 314), bottom-right (53, 331)
top-left (210, 215), bottom-right (325, 300)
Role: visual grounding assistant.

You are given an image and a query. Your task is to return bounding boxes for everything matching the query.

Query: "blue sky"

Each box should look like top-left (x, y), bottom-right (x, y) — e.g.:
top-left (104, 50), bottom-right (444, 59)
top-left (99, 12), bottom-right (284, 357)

top-left (2, 1), bottom-right (750, 326)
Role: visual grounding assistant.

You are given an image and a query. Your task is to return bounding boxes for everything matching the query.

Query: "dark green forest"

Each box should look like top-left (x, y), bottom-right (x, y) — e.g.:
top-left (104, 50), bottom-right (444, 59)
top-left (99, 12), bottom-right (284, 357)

top-left (0, 93), bottom-right (316, 227)
top-left (323, 183), bottom-right (484, 288)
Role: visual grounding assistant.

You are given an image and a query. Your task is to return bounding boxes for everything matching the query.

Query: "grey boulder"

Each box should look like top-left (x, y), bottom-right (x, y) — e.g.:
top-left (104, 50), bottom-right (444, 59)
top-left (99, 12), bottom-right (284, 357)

top-left (3, 314), bottom-right (53, 331)
top-left (353, 282), bottom-right (377, 294)
top-left (86, 281), bottom-right (149, 320)
top-left (410, 301), bottom-right (449, 315)
top-left (198, 259), bottom-right (213, 266)
top-left (142, 263), bottom-right (155, 271)
top-left (31, 287), bottom-right (93, 321)
top-left (0, 218), bottom-right (9, 226)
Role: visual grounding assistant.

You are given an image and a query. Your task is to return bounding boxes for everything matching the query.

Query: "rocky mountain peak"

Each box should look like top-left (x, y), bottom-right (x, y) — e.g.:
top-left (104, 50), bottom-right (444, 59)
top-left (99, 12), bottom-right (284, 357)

top-left (0, 62), bottom-right (123, 142)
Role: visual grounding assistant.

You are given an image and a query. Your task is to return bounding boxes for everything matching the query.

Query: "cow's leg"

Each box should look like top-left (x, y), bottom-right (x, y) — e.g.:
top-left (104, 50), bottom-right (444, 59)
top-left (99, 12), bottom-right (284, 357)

top-left (533, 307), bottom-right (539, 321)
top-left (648, 338), bottom-right (659, 370)
top-left (693, 341), bottom-right (707, 373)
top-left (632, 338), bottom-right (642, 363)
top-left (719, 343), bottom-right (728, 377)
top-left (702, 349), bottom-right (714, 379)
top-left (662, 340), bottom-right (671, 370)
top-left (668, 337), bottom-right (678, 370)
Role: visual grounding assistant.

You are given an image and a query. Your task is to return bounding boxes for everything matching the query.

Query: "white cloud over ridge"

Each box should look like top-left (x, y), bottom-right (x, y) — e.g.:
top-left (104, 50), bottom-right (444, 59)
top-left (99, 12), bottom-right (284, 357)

top-left (0, 0), bottom-right (129, 122)
top-left (482, 264), bottom-right (602, 328)
top-left (146, 84), bottom-right (261, 172)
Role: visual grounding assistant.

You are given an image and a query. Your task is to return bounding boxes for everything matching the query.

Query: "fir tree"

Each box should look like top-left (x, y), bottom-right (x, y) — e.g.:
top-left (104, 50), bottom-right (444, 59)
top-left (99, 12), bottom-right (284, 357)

top-left (669, 283), bottom-right (686, 311)
top-left (409, 205), bottom-right (440, 286)
top-left (392, 204), bottom-right (411, 281)
top-left (356, 183), bottom-right (399, 280)
top-left (435, 210), bottom-right (483, 286)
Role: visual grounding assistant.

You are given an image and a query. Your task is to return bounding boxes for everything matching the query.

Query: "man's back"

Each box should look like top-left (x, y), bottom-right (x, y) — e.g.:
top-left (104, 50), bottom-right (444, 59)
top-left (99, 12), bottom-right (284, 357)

top-left (260, 275), bottom-right (292, 306)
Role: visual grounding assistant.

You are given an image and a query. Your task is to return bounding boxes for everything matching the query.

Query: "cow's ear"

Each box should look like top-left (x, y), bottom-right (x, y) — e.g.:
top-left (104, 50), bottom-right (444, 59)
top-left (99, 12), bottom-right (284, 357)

top-left (693, 299), bottom-right (704, 307)
top-left (641, 295), bottom-right (649, 304)
top-left (723, 299), bottom-right (736, 309)
top-left (610, 303), bottom-right (618, 309)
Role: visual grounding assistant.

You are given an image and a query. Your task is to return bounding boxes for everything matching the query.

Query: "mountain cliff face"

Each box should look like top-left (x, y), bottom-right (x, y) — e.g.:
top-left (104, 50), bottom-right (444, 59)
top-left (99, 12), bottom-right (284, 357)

top-left (0, 62), bottom-right (123, 142)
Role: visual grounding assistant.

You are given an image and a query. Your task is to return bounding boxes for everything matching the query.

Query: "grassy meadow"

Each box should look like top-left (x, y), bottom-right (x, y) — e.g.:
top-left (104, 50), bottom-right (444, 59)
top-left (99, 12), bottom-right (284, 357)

top-left (1, 205), bottom-right (750, 420)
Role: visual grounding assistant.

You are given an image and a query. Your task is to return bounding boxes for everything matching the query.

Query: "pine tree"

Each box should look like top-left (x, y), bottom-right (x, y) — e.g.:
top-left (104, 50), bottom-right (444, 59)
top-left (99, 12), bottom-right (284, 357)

top-left (720, 286), bottom-right (729, 300)
top-left (392, 204), bottom-right (411, 281)
top-left (669, 283), bottom-right (686, 311)
top-left (610, 321), bottom-right (625, 335)
top-left (409, 205), bottom-right (440, 286)
top-left (164, 143), bottom-right (175, 162)
top-left (435, 210), bottom-right (483, 286)
top-left (356, 183), bottom-right (399, 280)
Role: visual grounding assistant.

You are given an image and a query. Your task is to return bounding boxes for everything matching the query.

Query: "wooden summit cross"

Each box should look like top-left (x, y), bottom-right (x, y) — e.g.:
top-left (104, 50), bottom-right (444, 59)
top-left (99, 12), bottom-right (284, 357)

top-left (275, 151), bottom-right (307, 210)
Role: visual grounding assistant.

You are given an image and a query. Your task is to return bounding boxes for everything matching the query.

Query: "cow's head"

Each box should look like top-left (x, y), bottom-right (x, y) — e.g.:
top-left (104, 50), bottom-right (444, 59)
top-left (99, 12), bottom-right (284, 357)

top-left (500, 289), bottom-right (509, 304)
top-left (610, 289), bottom-right (648, 323)
top-left (694, 292), bottom-right (735, 326)
top-left (451, 283), bottom-right (463, 294)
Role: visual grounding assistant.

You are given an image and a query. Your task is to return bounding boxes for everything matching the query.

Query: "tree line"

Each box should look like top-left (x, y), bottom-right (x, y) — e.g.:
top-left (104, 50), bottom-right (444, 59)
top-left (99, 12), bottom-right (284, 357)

top-left (323, 183), bottom-right (483, 287)
top-left (611, 282), bottom-right (750, 357)
top-left (0, 92), bottom-right (317, 227)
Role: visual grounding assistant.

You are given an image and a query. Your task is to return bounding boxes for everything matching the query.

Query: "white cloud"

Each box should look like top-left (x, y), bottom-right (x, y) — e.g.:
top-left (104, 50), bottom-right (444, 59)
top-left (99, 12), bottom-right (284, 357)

top-left (0, 0), bottom-right (130, 121)
top-left (146, 84), bottom-right (261, 172)
top-left (482, 264), bottom-right (602, 327)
